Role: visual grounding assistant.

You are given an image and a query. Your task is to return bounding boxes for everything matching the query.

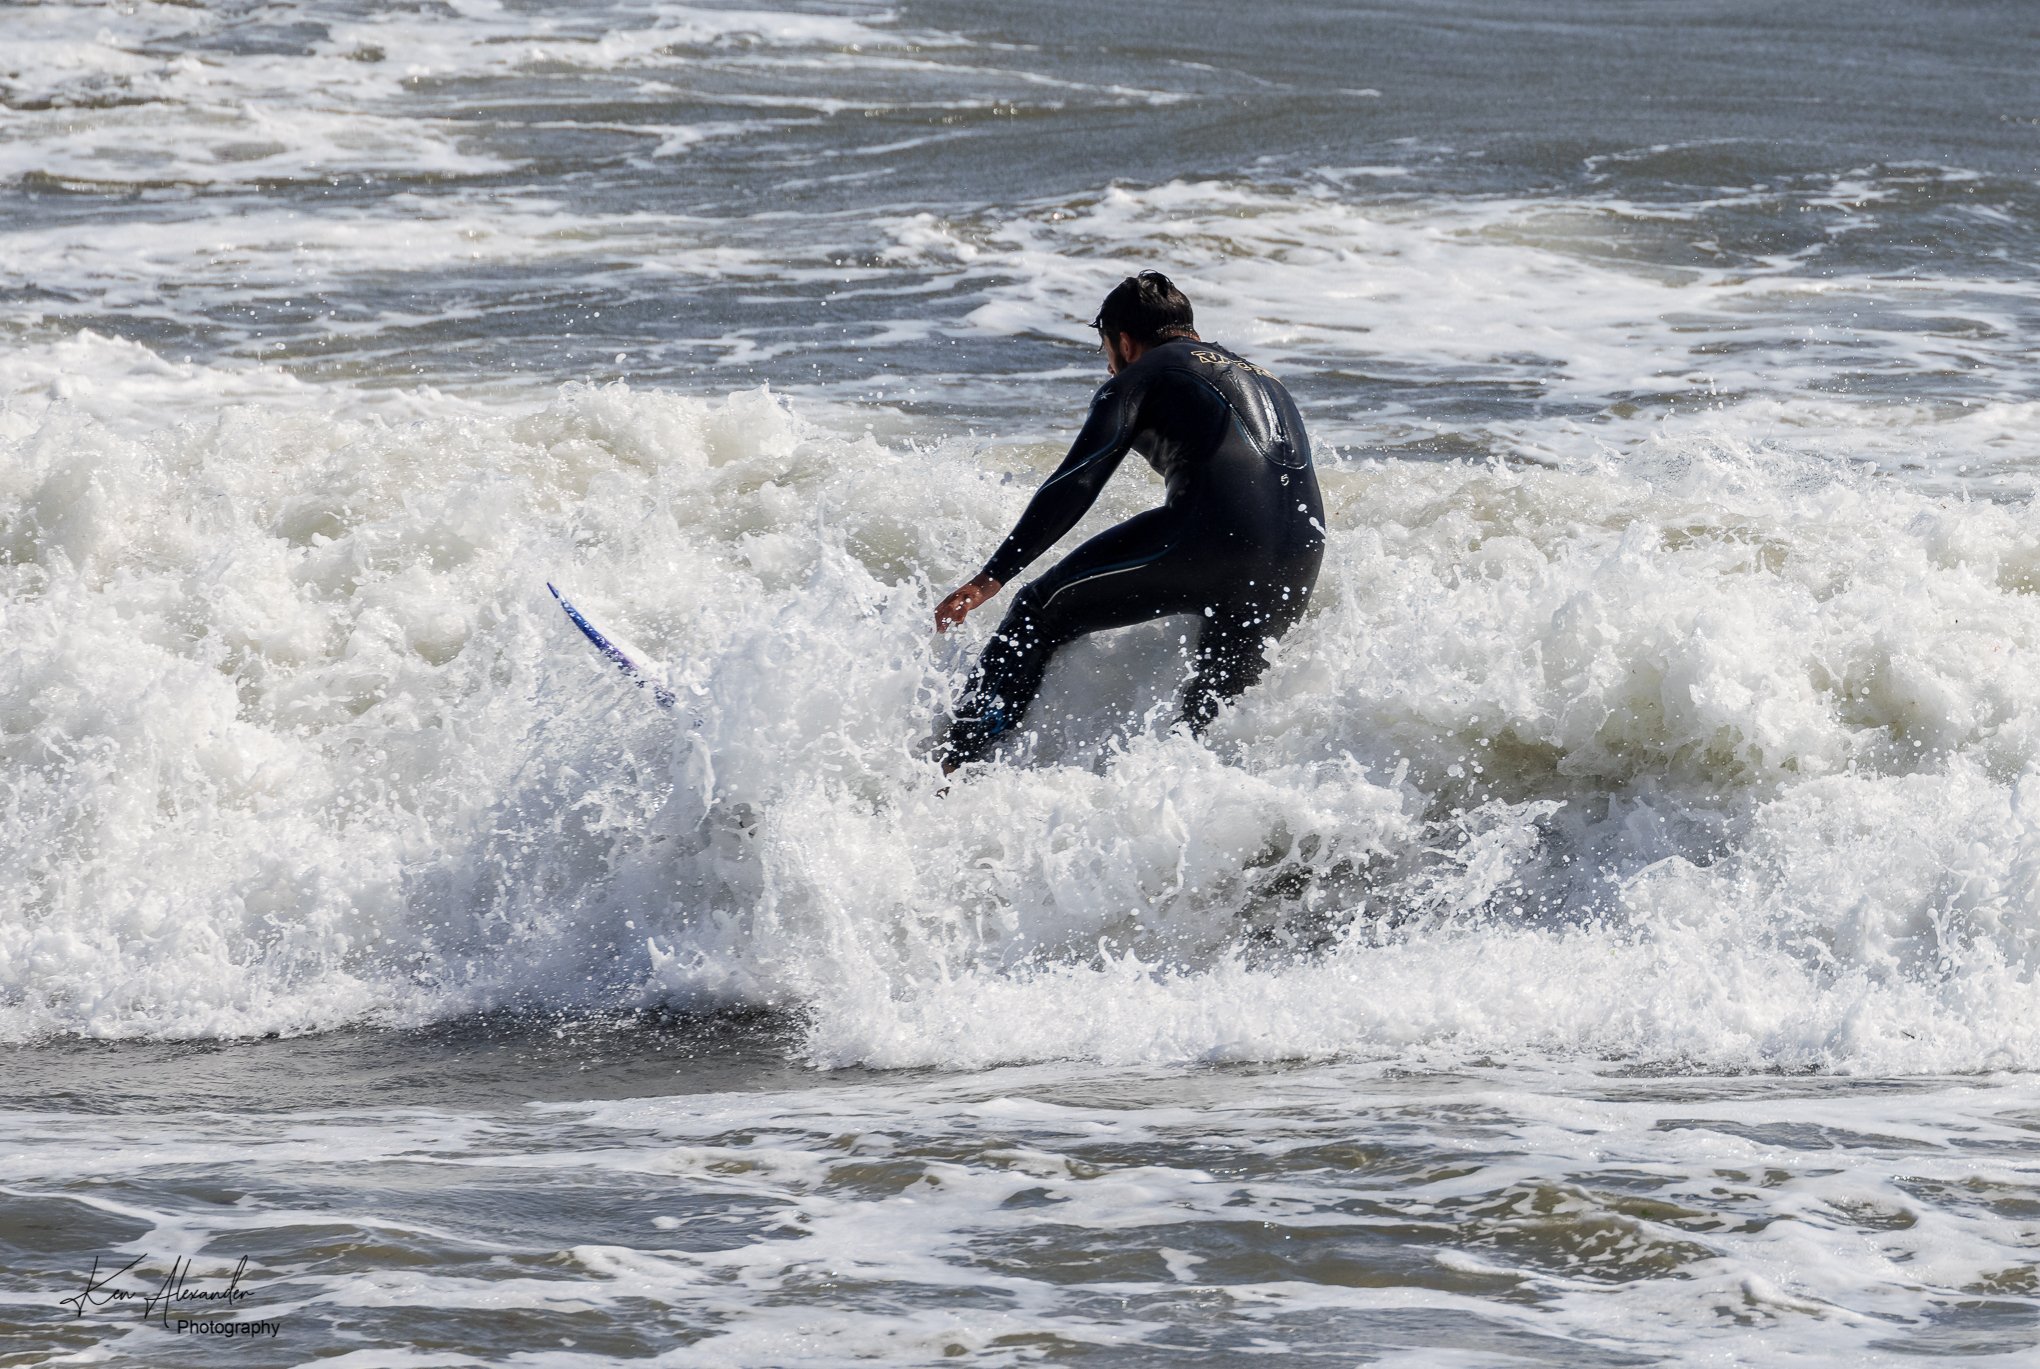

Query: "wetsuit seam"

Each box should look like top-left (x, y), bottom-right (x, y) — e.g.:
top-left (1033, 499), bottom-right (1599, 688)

top-left (1063, 377), bottom-right (1142, 484)
top-left (1186, 369), bottom-right (1239, 454)
top-left (1039, 534), bottom-right (1183, 609)
top-left (1037, 430), bottom-right (1124, 495)
top-left (1230, 408), bottom-right (1263, 459)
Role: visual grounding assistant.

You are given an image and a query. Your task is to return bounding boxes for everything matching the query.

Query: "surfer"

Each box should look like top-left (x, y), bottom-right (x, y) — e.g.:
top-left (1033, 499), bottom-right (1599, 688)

top-left (934, 271), bottom-right (1324, 771)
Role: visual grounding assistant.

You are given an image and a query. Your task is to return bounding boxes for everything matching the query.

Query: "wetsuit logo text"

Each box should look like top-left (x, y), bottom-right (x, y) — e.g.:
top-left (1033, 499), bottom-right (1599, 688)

top-left (1190, 349), bottom-right (1277, 379)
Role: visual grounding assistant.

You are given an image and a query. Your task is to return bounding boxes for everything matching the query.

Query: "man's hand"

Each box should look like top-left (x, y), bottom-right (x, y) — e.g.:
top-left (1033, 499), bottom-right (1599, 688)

top-left (935, 573), bottom-right (1003, 633)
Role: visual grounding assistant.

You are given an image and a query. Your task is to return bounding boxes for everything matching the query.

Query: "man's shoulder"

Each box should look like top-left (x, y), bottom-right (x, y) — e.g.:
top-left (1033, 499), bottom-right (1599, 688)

top-left (1104, 340), bottom-right (1288, 398)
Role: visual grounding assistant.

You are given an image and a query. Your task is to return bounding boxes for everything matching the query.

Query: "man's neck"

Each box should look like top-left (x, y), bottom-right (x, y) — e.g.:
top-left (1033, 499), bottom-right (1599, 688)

top-left (1111, 330), bottom-right (1200, 374)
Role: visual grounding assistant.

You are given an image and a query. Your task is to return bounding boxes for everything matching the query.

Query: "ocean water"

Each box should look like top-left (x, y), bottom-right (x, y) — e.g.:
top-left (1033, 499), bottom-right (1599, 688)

top-left (4, 0), bottom-right (2040, 1363)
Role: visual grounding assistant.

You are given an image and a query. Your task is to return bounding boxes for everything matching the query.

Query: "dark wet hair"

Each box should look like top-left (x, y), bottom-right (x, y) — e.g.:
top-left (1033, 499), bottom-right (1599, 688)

top-left (1091, 271), bottom-right (1196, 346)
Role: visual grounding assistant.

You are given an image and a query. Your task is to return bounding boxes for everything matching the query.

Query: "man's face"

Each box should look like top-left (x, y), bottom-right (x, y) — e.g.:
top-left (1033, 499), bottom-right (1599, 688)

top-left (1100, 330), bottom-right (1126, 376)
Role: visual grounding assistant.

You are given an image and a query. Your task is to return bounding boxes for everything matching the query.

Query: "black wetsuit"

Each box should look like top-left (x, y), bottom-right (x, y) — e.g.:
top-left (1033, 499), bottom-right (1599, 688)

top-left (942, 338), bottom-right (1324, 765)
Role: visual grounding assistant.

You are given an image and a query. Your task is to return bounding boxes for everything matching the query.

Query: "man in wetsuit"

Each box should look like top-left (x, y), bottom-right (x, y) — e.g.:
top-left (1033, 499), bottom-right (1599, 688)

top-left (934, 271), bottom-right (1324, 770)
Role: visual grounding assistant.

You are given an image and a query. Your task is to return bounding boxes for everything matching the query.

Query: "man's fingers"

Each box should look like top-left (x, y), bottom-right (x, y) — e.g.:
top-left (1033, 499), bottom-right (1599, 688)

top-left (936, 577), bottom-right (999, 633)
top-left (936, 590), bottom-right (978, 631)
top-left (935, 590), bottom-right (968, 632)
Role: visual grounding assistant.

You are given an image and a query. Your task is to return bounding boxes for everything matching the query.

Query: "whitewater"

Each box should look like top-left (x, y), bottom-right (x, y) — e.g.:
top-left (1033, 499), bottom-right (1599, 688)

top-left (6, 336), bottom-right (2040, 1078)
top-left (6, 0), bottom-right (2040, 1363)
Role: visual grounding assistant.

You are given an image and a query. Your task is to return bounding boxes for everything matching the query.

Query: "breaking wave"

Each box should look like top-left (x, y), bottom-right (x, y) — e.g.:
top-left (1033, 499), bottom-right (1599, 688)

top-left (4, 337), bottom-right (2038, 1073)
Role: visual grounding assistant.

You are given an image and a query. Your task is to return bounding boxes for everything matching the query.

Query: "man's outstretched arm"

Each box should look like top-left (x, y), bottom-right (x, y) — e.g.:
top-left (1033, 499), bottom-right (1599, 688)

top-left (935, 380), bottom-right (1138, 633)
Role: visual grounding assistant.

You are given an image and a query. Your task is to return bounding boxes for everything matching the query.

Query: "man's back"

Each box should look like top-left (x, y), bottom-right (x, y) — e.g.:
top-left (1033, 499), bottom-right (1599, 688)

top-left (1103, 339), bottom-right (1325, 565)
top-left (1108, 339), bottom-right (1311, 480)
top-left (980, 338), bottom-right (1324, 584)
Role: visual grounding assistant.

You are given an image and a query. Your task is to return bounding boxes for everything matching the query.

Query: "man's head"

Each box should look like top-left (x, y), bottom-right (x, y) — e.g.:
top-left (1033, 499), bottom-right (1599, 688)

top-left (1092, 271), bottom-right (1198, 374)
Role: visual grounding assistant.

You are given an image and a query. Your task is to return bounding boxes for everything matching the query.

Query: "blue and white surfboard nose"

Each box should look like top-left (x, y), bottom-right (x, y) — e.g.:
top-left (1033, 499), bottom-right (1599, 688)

top-left (547, 582), bottom-right (678, 711)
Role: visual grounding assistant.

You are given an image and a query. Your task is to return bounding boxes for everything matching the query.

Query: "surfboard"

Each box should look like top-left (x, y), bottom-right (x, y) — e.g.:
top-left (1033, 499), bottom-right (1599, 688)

top-left (547, 582), bottom-right (678, 710)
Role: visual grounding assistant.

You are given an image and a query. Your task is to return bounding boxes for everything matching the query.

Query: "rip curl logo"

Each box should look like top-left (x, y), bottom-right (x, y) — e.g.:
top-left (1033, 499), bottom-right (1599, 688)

top-left (1189, 348), bottom-right (1277, 379)
top-left (58, 1254), bottom-right (278, 1337)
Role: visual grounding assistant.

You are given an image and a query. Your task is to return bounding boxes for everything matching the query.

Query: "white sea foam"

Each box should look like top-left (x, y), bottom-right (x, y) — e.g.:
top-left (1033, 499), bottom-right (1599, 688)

top-left (14, 167), bottom-right (2032, 509)
top-left (11, 0), bottom-right (2030, 491)
top-left (881, 177), bottom-right (2040, 473)
top-left (10, 1064), bottom-right (2040, 1364)
top-left (0, 1), bottom-right (1023, 191)
top-left (3, 343), bottom-right (2036, 1075)
top-left (9, 5), bottom-right (2040, 1364)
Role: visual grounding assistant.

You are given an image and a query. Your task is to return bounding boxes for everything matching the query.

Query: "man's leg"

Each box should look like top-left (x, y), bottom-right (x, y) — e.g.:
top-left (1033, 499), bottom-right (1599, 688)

top-left (941, 581), bottom-right (1068, 764)
top-left (942, 509), bottom-right (1195, 766)
top-left (1180, 572), bottom-right (1315, 735)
